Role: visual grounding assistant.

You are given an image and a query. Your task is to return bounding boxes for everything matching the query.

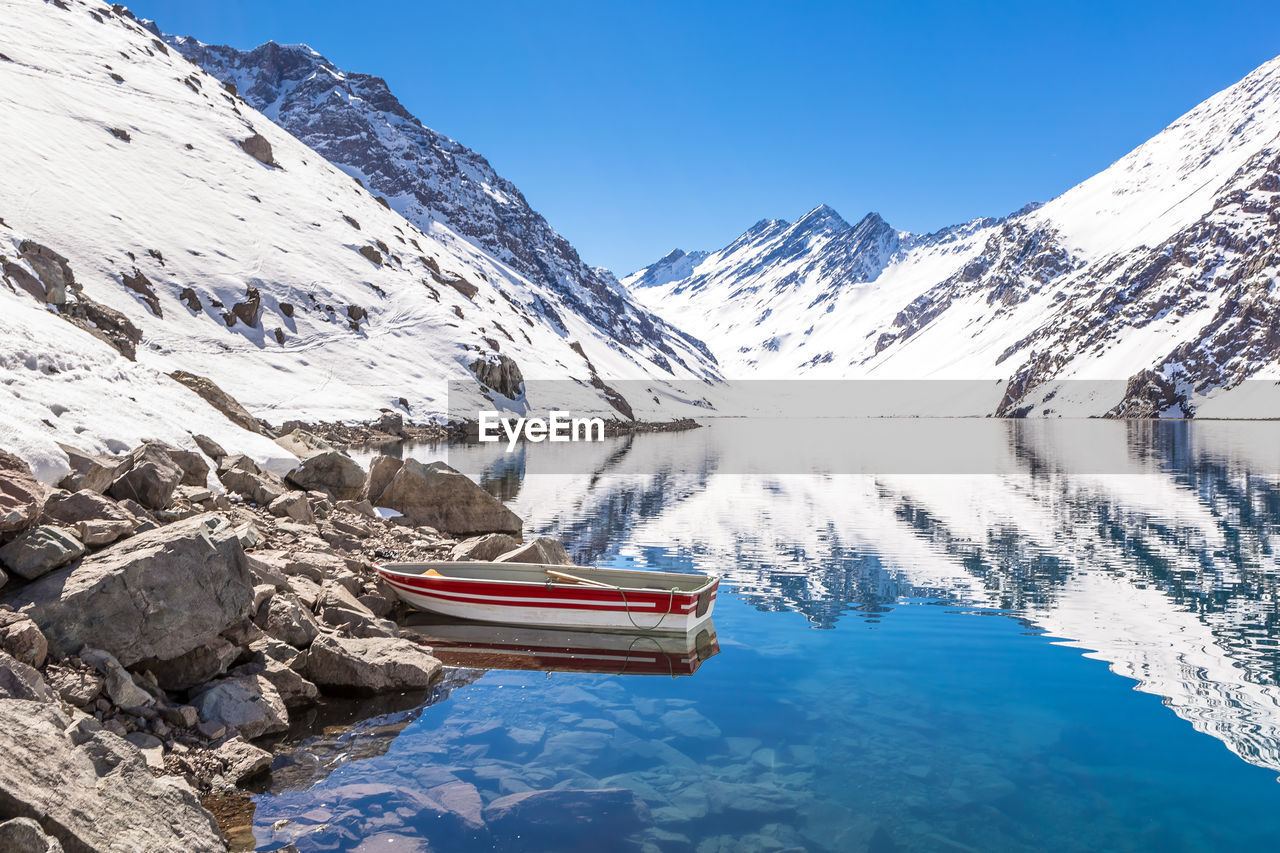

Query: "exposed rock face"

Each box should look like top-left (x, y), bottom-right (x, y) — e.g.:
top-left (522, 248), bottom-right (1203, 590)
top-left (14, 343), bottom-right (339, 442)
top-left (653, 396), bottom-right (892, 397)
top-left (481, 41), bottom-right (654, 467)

top-left (168, 370), bottom-right (268, 435)
top-left (18, 240), bottom-right (75, 305)
top-left (41, 489), bottom-right (135, 527)
top-left (482, 788), bottom-right (651, 850)
top-left (0, 609), bottom-right (48, 668)
top-left (0, 816), bottom-right (64, 853)
top-left (469, 353), bottom-right (524, 399)
top-left (304, 634), bottom-right (442, 694)
top-left (451, 533), bottom-right (522, 562)
top-left (169, 38), bottom-right (718, 381)
top-left (285, 451), bottom-right (366, 501)
top-left (106, 443), bottom-right (183, 510)
top-left (55, 445), bottom-right (116, 494)
top-left (57, 296), bottom-right (143, 361)
top-left (0, 526), bottom-right (85, 581)
top-left (8, 514), bottom-right (252, 666)
top-left (496, 536), bottom-right (572, 566)
top-left (0, 449), bottom-right (44, 536)
top-left (0, 700), bottom-right (225, 852)
top-left (378, 460), bottom-right (522, 536)
top-left (190, 674), bottom-right (289, 739)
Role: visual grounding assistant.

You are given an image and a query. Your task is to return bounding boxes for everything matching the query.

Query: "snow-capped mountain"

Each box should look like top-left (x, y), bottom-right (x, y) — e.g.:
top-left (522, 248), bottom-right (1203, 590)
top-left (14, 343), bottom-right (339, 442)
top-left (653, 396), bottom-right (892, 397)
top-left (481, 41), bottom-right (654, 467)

top-left (0, 0), bottom-right (715, 482)
top-left (628, 55), bottom-right (1280, 417)
top-left (161, 35), bottom-right (715, 380)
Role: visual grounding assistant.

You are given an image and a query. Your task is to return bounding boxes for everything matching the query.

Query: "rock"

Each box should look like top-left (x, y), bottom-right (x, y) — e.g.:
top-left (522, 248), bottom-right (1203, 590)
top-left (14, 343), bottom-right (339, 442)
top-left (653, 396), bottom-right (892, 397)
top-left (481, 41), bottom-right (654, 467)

top-left (469, 354), bottom-right (524, 400)
top-left (195, 720), bottom-right (225, 740)
top-left (256, 592), bottom-right (322, 648)
top-left (274, 428), bottom-right (336, 460)
top-left (160, 704), bottom-right (200, 729)
top-left (285, 451), bottom-right (366, 501)
top-left (42, 488), bottom-right (136, 526)
top-left (378, 460), bottom-right (522, 536)
top-left (317, 582), bottom-right (397, 639)
top-left (106, 443), bottom-right (183, 510)
top-left (283, 549), bottom-right (348, 582)
top-left (358, 592), bottom-right (394, 618)
top-left (8, 514), bottom-right (253, 666)
top-left (219, 453), bottom-right (261, 476)
top-left (18, 241), bottom-right (74, 304)
top-left (304, 634), bottom-right (441, 694)
top-left (0, 816), bottom-right (65, 853)
top-left (330, 514), bottom-right (375, 538)
top-left (252, 583), bottom-right (276, 611)
top-left (494, 536), bottom-right (572, 566)
top-left (0, 526), bottom-right (85, 580)
top-left (0, 449), bottom-right (44, 535)
top-left (220, 467), bottom-right (285, 506)
top-left (123, 731), bottom-right (165, 770)
top-left (44, 664), bottom-right (102, 707)
top-left (234, 521), bottom-right (263, 549)
top-left (268, 491), bottom-right (314, 523)
top-left (483, 788), bottom-right (650, 849)
top-left (233, 652), bottom-right (317, 709)
top-left (365, 455), bottom-right (403, 504)
top-left (167, 448), bottom-right (211, 487)
top-left (240, 132), bottom-right (277, 167)
top-left (216, 736), bottom-right (273, 783)
top-left (191, 674), bottom-right (288, 740)
top-left (336, 498), bottom-right (379, 518)
top-left (0, 650), bottom-right (54, 702)
top-left (452, 533), bottom-right (522, 562)
top-left (192, 434), bottom-right (227, 464)
top-left (74, 518), bottom-right (135, 547)
top-left (0, 700), bottom-right (224, 852)
top-left (137, 636), bottom-right (239, 692)
top-left (0, 609), bottom-right (48, 667)
top-left (80, 647), bottom-right (154, 710)
top-left (245, 552), bottom-right (290, 587)
top-left (55, 443), bottom-right (117, 494)
top-left (169, 371), bottom-right (269, 436)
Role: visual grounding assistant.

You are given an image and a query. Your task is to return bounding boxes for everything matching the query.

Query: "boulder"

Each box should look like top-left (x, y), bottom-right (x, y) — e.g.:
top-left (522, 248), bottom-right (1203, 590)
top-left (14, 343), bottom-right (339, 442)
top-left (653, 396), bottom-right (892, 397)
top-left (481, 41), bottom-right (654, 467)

top-left (336, 498), bottom-right (379, 518)
top-left (191, 674), bottom-right (288, 739)
top-left (0, 816), bottom-right (64, 853)
top-left (74, 519), bottom-right (135, 547)
top-left (268, 491), bottom-right (313, 523)
top-left (169, 371), bottom-right (268, 436)
top-left (107, 443), bottom-right (183, 510)
top-left (365, 455), bottom-right (403, 504)
top-left (255, 592), bottom-right (322, 648)
top-left (42, 488), bottom-right (136, 526)
top-left (192, 434), bottom-right (227, 464)
top-left (232, 652), bottom-right (317, 709)
top-left (0, 449), bottom-right (44, 535)
top-left (0, 700), bottom-right (224, 852)
top-left (482, 788), bottom-right (650, 850)
top-left (0, 608), bottom-right (48, 667)
top-left (375, 410), bottom-right (405, 436)
top-left (274, 429), bottom-right (336, 460)
top-left (239, 133), bottom-right (277, 167)
top-left (136, 636), bottom-right (239, 692)
top-left (0, 651), bottom-right (54, 702)
top-left (317, 582), bottom-right (397, 639)
top-left (219, 467), bottom-right (285, 506)
top-left (378, 460), bottom-right (522, 536)
top-left (80, 647), bottom-right (154, 710)
top-left (452, 533), bottom-right (522, 562)
top-left (43, 664), bottom-right (102, 708)
top-left (286, 451), bottom-right (366, 501)
top-left (215, 736), bottom-right (273, 784)
top-left (8, 514), bottom-right (253, 666)
top-left (304, 634), bottom-right (442, 694)
top-left (55, 444), bottom-right (116, 494)
top-left (0, 526), bottom-right (85, 581)
top-left (496, 536), bottom-right (573, 566)
top-left (167, 448), bottom-right (211, 487)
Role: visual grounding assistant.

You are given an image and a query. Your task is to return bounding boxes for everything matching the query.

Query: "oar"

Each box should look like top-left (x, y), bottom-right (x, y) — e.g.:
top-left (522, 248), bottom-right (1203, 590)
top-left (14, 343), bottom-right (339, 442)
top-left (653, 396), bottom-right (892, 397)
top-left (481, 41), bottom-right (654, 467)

top-left (544, 569), bottom-right (615, 588)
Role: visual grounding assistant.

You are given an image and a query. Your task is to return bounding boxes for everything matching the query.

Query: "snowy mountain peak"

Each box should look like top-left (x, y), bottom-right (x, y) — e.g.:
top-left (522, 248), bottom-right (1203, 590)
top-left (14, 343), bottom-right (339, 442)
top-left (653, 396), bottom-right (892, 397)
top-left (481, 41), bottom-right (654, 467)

top-left (793, 203), bottom-right (850, 233)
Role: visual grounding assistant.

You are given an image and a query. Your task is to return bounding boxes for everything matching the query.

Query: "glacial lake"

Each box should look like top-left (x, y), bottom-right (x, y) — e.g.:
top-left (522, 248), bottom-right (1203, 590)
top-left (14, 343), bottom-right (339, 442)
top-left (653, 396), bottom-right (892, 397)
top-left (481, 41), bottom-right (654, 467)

top-left (250, 420), bottom-right (1280, 852)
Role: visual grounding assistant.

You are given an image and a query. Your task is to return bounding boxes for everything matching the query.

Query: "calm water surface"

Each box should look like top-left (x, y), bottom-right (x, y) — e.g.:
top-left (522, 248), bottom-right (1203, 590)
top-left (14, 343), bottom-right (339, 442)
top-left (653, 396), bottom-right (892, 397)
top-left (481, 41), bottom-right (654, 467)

top-left (253, 421), bottom-right (1280, 852)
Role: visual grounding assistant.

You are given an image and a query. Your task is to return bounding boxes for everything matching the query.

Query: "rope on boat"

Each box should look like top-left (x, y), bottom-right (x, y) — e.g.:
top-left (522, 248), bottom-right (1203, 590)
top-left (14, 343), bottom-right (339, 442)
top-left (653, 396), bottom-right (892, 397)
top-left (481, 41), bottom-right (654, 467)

top-left (545, 568), bottom-right (679, 632)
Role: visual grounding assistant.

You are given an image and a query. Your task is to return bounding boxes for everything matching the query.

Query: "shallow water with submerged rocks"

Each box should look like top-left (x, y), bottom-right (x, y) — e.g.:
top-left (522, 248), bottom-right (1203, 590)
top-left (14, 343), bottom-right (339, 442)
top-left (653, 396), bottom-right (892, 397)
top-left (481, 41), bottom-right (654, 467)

top-left (246, 421), bottom-right (1280, 852)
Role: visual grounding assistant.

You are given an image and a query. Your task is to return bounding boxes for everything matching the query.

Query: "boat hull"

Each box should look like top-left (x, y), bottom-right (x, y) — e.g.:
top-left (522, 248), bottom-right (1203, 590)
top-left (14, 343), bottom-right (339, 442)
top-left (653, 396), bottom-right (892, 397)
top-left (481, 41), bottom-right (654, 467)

top-left (375, 562), bottom-right (718, 634)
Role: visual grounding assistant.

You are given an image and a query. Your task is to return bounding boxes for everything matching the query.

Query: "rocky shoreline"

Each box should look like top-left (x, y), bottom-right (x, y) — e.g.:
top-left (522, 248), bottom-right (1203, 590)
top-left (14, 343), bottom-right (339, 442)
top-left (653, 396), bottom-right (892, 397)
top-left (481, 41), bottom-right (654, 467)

top-left (0, 430), bottom-right (578, 852)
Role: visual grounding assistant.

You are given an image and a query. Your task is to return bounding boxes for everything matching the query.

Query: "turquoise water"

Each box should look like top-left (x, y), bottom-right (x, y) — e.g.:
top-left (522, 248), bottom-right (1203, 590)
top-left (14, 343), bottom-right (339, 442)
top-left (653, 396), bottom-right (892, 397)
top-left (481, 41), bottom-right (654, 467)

top-left (256, 422), bottom-right (1280, 851)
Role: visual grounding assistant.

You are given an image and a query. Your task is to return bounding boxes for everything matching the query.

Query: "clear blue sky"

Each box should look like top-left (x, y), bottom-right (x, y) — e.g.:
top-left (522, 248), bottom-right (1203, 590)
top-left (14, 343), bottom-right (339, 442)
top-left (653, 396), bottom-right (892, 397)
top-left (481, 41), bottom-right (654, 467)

top-left (129, 0), bottom-right (1279, 274)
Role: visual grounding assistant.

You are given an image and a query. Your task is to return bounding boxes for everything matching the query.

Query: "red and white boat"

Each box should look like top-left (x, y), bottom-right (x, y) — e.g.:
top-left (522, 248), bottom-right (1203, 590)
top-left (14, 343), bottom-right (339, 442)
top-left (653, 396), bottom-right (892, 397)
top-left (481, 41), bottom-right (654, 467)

top-left (401, 616), bottom-right (721, 677)
top-left (373, 561), bottom-right (718, 634)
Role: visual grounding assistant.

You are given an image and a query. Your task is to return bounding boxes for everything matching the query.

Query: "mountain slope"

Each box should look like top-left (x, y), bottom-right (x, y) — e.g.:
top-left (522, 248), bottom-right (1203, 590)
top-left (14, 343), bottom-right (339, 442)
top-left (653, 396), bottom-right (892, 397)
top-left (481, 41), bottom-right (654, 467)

top-left (0, 0), bottom-right (712, 480)
top-left (629, 56), bottom-right (1280, 416)
top-left (162, 35), bottom-right (716, 379)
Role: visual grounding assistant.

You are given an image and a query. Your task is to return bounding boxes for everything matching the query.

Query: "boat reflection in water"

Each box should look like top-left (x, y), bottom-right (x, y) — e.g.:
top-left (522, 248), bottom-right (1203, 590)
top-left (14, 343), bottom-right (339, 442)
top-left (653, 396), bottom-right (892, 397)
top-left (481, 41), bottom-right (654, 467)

top-left (402, 614), bottom-right (720, 678)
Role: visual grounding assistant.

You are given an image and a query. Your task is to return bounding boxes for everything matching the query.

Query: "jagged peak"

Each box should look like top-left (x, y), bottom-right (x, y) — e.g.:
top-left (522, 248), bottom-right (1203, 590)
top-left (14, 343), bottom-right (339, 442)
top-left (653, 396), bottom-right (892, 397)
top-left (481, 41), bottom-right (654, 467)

top-left (793, 203), bottom-right (849, 232)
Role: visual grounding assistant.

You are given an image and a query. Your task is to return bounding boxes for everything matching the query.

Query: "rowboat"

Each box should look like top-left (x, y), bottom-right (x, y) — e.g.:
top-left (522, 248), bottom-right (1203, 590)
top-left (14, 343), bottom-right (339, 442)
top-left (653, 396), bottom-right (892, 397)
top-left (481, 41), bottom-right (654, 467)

top-left (373, 561), bottom-right (719, 633)
top-left (401, 615), bottom-right (721, 677)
